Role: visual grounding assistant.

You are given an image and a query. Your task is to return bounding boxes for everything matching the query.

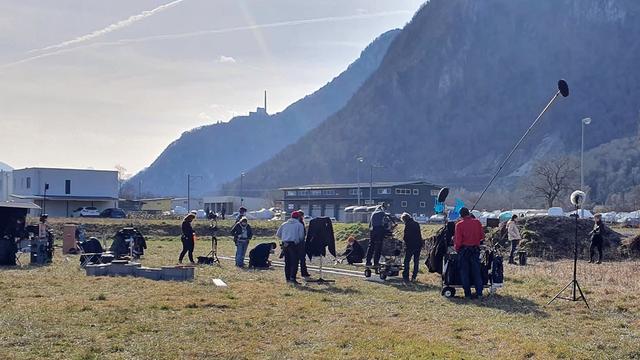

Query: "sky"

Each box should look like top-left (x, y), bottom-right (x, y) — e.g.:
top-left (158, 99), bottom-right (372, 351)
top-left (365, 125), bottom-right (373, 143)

top-left (0, 0), bottom-right (424, 175)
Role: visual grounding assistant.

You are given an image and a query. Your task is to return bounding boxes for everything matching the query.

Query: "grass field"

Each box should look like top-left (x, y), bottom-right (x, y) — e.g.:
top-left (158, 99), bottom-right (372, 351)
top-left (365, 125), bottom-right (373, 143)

top-left (1, 221), bottom-right (640, 359)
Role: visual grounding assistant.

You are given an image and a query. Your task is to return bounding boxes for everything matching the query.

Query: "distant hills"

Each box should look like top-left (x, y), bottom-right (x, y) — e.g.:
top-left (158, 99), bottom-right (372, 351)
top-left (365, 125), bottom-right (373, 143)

top-left (125, 29), bottom-right (400, 196)
top-left (227, 0), bottom-right (640, 199)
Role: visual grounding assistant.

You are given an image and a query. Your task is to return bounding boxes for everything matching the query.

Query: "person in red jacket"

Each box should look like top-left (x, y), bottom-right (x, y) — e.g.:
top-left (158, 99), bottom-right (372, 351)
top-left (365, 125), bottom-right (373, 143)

top-left (454, 207), bottom-right (485, 299)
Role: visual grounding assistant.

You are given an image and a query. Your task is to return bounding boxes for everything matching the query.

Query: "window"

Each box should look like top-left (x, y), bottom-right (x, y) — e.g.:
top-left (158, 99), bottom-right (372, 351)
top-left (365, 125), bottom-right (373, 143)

top-left (26, 177), bottom-right (31, 189)
top-left (287, 204), bottom-right (295, 210)
top-left (65, 180), bottom-right (71, 194)
top-left (412, 189), bottom-right (419, 195)
top-left (322, 190), bottom-right (335, 195)
top-left (310, 190), bottom-right (322, 196)
top-left (298, 190), bottom-right (308, 196)
top-left (431, 189), bottom-right (440, 196)
top-left (377, 188), bottom-right (390, 195)
top-left (401, 201), bottom-right (408, 208)
top-left (395, 188), bottom-right (411, 195)
top-left (286, 191), bottom-right (297, 196)
top-left (420, 201), bottom-right (426, 208)
top-left (349, 189), bottom-right (363, 196)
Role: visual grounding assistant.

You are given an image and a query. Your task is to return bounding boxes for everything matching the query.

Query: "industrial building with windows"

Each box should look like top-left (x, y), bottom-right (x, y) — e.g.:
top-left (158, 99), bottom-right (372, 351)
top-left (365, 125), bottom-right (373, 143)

top-left (281, 181), bottom-right (441, 221)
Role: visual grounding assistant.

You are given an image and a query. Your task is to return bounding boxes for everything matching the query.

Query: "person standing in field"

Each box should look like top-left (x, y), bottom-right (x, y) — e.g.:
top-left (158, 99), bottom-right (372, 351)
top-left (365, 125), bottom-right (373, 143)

top-left (276, 211), bottom-right (306, 285)
top-left (454, 207), bottom-right (485, 299)
top-left (366, 205), bottom-right (388, 268)
top-left (590, 213), bottom-right (605, 264)
top-left (296, 210), bottom-right (311, 278)
top-left (231, 217), bottom-right (253, 267)
top-left (179, 213), bottom-right (196, 264)
top-left (401, 213), bottom-right (423, 282)
top-left (507, 215), bottom-right (522, 264)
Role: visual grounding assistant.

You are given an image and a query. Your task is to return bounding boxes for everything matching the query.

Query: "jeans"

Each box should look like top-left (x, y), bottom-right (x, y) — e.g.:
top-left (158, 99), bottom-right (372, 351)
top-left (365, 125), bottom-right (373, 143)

top-left (235, 240), bottom-right (249, 267)
top-left (366, 227), bottom-right (385, 266)
top-left (509, 239), bottom-right (520, 264)
top-left (403, 247), bottom-right (421, 280)
top-left (283, 242), bottom-right (300, 281)
top-left (458, 246), bottom-right (483, 298)
top-left (179, 236), bottom-right (194, 263)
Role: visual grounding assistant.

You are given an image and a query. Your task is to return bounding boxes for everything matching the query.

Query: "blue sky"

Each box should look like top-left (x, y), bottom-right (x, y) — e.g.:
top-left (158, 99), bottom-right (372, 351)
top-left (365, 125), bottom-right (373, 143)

top-left (0, 0), bottom-right (424, 173)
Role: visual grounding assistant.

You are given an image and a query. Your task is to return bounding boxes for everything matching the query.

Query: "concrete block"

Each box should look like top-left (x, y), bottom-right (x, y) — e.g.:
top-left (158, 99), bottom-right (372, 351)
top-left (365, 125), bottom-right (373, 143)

top-left (135, 267), bottom-right (163, 281)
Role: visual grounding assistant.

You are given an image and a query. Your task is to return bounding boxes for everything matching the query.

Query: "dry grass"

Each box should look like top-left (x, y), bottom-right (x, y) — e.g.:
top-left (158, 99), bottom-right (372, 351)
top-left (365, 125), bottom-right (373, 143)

top-left (1, 222), bottom-right (640, 359)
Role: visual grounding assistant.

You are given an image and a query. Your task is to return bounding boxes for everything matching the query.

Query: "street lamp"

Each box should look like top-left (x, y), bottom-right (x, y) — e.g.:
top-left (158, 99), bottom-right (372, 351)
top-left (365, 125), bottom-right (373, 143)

top-left (356, 157), bottom-right (364, 205)
top-left (240, 172), bottom-right (245, 206)
top-left (43, 183), bottom-right (49, 215)
top-left (581, 117), bottom-right (592, 192)
top-left (369, 164), bottom-right (384, 205)
top-left (187, 174), bottom-right (203, 212)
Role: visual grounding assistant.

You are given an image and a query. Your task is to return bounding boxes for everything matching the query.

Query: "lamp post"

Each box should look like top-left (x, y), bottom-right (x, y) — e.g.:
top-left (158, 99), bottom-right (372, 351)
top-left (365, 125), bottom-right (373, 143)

top-left (43, 183), bottom-right (49, 215)
top-left (356, 157), bottom-right (364, 205)
top-left (240, 172), bottom-right (245, 206)
top-left (581, 117), bottom-right (592, 193)
top-left (187, 174), bottom-right (203, 212)
top-left (369, 164), bottom-right (384, 205)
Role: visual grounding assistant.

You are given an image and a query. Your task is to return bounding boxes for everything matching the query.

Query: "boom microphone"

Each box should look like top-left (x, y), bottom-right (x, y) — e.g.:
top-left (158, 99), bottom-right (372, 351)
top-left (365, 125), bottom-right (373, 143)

top-left (471, 79), bottom-right (570, 211)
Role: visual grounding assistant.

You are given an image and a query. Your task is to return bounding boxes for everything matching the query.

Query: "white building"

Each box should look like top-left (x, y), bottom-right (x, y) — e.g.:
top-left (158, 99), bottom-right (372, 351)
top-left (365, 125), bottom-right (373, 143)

top-left (0, 170), bottom-right (12, 201)
top-left (203, 196), bottom-right (272, 215)
top-left (11, 167), bottom-right (118, 217)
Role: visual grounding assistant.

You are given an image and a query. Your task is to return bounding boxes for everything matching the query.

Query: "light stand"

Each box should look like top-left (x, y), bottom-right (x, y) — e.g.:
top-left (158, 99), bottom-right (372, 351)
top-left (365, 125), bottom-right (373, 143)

top-left (205, 219), bottom-right (220, 265)
top-left (547, 191), bottom-right (589, 308)
top-left (305, 256), bottom-right (335, 283)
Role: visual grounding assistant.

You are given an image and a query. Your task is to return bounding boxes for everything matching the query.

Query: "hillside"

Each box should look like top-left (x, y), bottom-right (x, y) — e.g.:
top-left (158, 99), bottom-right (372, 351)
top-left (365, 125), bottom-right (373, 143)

top-left (125, 29), bottom-right (400, 196)
top-left (228, 0), bottom-right (640, 196)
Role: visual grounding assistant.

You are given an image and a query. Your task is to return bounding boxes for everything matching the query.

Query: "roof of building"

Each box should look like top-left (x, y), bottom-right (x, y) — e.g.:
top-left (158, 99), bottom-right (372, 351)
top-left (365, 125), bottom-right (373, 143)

top-left (11, 195), bottom-right (118, 201)
top-left (13, 167), bottom-right (118, 173)
top-left (279, 181), bottom-right (438, 191)
top-left (0, 201), bottom-right (41, 209)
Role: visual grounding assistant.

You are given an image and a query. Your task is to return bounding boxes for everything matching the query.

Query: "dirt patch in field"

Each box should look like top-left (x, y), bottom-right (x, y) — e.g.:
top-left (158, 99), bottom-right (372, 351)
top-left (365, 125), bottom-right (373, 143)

top-left (488, 216), bottom-right (624, 260)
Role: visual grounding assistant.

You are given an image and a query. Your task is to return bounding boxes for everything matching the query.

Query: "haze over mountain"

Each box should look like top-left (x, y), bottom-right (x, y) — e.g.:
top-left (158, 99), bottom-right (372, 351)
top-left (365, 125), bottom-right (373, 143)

top-left (126, 29), bottom-right (399, 196)
top-left (227, 0), bottom-right (640, 199)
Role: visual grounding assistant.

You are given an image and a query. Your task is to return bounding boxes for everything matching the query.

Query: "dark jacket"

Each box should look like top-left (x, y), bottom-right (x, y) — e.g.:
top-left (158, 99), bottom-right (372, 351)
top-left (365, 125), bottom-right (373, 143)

top-left (591, 220), bottom-right (605, 242)
top-left (231, 222), bottom-right (253, 242)
top-left (249, 242), bottom-right (274, 268)
top-left (343, 240), bottom-right (365, 264)
top-left (305, 217), bottom-right (336, 259)
top-left (181, 220), bottom-right (194, 241)
top-left (403, 218), bottom-right (423, 251)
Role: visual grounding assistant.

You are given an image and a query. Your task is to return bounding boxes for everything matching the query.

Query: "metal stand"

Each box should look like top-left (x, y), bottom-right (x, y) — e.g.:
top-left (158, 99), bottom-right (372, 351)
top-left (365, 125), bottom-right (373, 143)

top-left (305, 257), bottom-right (335, 283)
top-left (205, 234), bottom-right (220, 265)
top-left (548, 206), bottom-right (589, 308)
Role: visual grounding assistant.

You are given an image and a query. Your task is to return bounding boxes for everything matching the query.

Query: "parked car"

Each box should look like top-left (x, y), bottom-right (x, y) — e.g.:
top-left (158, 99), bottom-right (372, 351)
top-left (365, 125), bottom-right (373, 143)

top-left (72, 206), bottom-right (100, 217)
top-left (100, 208), bottom-right (126, 218)
top-left (547, 207), bottom-right (564, 217)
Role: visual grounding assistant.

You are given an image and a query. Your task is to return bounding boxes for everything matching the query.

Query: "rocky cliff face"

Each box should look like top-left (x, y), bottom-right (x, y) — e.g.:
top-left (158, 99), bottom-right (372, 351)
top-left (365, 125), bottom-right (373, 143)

top-left (125, 29), bottom-right (400, 196)
top-left (228, 0), bottom-right (640, 195)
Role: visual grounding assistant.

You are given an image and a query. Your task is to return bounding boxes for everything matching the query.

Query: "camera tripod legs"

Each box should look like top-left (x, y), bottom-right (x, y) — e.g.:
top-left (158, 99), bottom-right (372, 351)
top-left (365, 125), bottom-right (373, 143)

top-left (547, 279), bottom-right (589, 309)
top-left (206, 236), bottom-right (220, 265)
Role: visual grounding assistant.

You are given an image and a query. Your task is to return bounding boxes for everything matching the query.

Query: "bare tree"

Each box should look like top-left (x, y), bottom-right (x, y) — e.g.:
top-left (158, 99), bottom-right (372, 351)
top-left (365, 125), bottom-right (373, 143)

top-left (521, 157), bottom-right (579, 208)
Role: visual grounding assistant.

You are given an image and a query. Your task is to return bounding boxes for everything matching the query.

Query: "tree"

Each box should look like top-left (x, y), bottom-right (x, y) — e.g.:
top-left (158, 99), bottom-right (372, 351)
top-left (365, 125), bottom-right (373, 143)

top-left (521, 157), bottom-right (579, 208)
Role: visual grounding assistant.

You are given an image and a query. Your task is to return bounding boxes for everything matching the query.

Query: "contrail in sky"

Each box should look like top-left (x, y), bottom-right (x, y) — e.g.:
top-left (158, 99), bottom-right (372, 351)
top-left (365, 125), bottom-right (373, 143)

top-left (28, 0), bottom-right (187, 53)
top-left (0, 10), bottom-right (412, 70)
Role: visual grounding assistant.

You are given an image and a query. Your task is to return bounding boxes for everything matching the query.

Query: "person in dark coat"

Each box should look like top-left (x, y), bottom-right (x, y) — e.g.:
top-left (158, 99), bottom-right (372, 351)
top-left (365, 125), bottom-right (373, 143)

top-left (401, 213), bottom-right (423, 281)
top-left (366, 205), bottom-right (388, 268)
top-left (590, 214), bottom-right (605, 264)
top-left (179, 213), bottom-right (196, 264)
top-left (249, 242), bottom-right (277, 268)
top-left (221, 206), bottom-right (226, 220)
top-left (297, 211), bottom-right (310, 278)
top-left (342, 236), bottom-right (365, 264)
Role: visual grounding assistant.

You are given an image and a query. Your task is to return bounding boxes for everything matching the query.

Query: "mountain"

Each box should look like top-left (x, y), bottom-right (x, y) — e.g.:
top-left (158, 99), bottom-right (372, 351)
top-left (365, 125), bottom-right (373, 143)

top-left (125, 29), bottom-right (400, 196)
top-left (227, 0), bottom-right (640, 197)
top-left (0, 162), bottom-right (12, 172)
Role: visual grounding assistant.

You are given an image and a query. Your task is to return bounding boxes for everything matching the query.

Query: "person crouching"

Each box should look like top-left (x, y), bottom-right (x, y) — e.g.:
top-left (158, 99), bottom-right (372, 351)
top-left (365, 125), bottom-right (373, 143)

top-left (249, 242), bottom-right (277, 268)
top-left (231, 217), bottom-right (253, 267)
top-left (276, 211), bottom-right (305, 285)
top-left (454, 207), bottom-right (485, 299)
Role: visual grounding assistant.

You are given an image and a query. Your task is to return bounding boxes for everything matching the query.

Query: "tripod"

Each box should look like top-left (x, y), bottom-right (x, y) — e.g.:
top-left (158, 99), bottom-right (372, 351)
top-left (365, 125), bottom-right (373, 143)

top-left (205, 220), bottom-right (220, 265)
top-left (548, 206), bottom-right (589, 308)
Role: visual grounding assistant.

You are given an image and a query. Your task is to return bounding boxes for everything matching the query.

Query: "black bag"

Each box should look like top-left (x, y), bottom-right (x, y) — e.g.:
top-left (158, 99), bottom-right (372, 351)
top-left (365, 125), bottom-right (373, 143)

top-left (492, 255), bottom-right (504, 284)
